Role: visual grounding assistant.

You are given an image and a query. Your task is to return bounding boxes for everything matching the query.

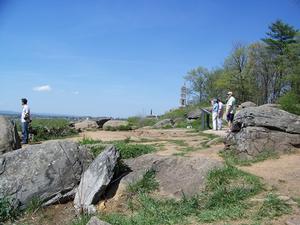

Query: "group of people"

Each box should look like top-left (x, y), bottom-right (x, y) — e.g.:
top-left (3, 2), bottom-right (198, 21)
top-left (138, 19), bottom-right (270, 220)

top-left (211, 91), bottom-right (236, 131)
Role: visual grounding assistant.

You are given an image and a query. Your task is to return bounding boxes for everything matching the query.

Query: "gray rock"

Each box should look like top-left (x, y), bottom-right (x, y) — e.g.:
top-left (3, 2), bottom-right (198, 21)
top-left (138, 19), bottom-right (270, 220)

top-left (240, 101), bottom-right (257, 108)
top-left (187, 109), bottom-right (201, 119)
top-left (103, 120), bottom-right (129, 130)
top-left (0, 116), bottom-right (21, 155)
top-left (116, 154), bottom-right (223, 199)
top-left (74, 145), bottom-right (120, 213)
top-left (87, 216), bottom-right (111, 225)
top-left (232, 105), bottom-right (300, 134)
top-left (96, 118), bottom-right (111, 129)
top-left (225, 127), bottom-right (300, 159)
top-left (286, 216), bottom-right (300, 225)
top-left (152, 119), bottom-right (174, 129)
top-left (0, 140), bottom-right (92, 209)
top-left (75, 120), bottom-right (99, 131)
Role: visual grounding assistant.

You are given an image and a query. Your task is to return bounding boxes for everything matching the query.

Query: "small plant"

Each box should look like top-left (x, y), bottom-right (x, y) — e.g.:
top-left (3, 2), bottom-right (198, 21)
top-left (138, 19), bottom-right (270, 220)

top-left (26, 196), bottom-right (43, 214)
top-left (70, 213), bottom-right (92, 225)
top-left (256, 193), bottom-right (292, 219)
top-left (128, 170), bottom-right (159, 194)
top-left (0, 197), bottom-right (19, 223)
top-left (79, 137), bottom-right (102, 145)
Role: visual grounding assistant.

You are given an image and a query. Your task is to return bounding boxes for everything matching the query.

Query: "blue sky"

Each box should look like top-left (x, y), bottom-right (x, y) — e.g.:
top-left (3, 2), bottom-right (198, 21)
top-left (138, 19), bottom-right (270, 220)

top-left (0, 0), bottom-right (299, 117)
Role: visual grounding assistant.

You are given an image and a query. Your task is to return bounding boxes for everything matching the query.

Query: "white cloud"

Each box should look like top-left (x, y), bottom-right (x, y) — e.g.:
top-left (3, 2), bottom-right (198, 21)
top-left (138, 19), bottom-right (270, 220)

top-left (33, 85), bottom-right (52, 92)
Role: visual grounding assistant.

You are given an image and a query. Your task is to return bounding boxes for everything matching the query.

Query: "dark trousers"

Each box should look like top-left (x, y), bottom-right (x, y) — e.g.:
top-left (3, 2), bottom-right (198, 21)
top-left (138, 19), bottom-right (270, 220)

top-left (21, 122), bottom-right (29, 144)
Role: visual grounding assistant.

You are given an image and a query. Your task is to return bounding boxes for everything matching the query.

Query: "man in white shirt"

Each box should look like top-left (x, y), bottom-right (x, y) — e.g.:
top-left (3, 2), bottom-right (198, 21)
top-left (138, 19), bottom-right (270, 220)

top-left (226, 92), bottom-right (236, 131)
top-left (21, 98), bottom-right (31, 144)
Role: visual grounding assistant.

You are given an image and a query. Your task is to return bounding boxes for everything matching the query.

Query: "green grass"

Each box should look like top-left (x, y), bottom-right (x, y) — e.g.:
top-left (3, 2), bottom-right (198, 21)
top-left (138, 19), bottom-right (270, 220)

top-left (70, 214), bottom-right (92, 225)
top-left (127, 170), bottom-right (159, 195)
top-left (168, 139), bottom-right (188, 147)
top-left (113, 141), bottom-right (156, 159)
top-left (256, 193), bottom-right (292, 219)
top-left (220, 149), bottom-right (279, 166)
top-left (17, 118), bottom-right (78, 142)
top-left (0, 197), bottom-right (19, 223)
top-left (25, 197), bottom-right (43, 214)
top-left (127, 116), bottom-right (157, 128)
top-left (79, 137), bottom-right (106, 157)
top-left (104, 125), bottom-right (132, 131)
top-left (79, 137), bottom-right (102, 145)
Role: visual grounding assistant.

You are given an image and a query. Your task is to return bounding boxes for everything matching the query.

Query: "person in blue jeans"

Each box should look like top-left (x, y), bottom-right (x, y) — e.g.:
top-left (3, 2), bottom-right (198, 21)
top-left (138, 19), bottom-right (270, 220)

top-left (21, 98), bottom-right (31, 144)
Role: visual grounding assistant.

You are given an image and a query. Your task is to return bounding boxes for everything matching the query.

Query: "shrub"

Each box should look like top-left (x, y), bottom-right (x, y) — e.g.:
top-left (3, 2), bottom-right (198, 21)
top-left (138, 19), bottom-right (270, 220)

top-left (0, 197), bottom-right (19, 222)
top-left (278, 91), bottom-right (300, 115)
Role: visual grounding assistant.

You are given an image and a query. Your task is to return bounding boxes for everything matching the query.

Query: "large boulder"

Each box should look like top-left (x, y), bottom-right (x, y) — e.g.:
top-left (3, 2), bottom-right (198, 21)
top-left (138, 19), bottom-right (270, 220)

top-left (74, 145), bottom-right (120, 213)
top-left (95, 118), bottom-right (111, 129)
top-left (225, 127), bottom-right (300, 160)
top-left (152, 119), bottom-right (174, 129)
top-left (87, 216), bottom-right (111, 225)
top-left (75, 120), bottom-right (99, 131)
top-left (232, 105), bottom-right (300, 134)
top-left (0, 140), bottom-right (92, 209)
top-left (103, 120), bottom-right (129, 131)
top-left (113, 154), bottom-right (223, 199)
top-left (187, 109), bottom-right (201, 120)
top-left (240, 101), bottom-right (257, 109)
top-left (0, 116), bottom-right (21, 155)
top-left (225, 106), bottom-right (300, 159)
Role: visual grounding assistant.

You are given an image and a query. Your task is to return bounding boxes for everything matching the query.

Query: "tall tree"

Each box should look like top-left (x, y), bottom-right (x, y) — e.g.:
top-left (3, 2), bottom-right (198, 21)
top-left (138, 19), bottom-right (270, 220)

top-left (184, 67), bottom-right (209, 104)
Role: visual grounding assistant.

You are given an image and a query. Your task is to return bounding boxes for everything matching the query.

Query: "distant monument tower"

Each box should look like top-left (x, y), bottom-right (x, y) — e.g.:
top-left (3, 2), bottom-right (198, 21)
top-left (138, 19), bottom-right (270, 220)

top-left (180, 83), bottom-right (187, 108)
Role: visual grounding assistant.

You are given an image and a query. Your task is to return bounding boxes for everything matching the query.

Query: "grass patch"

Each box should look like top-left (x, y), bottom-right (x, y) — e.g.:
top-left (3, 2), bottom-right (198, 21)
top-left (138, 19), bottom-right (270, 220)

top-left (104, 125), bottom-right (132, 131)
top-left (79, 137), bottom-right (102, 145)
top-left (25, 197), bottom-right (43, 214)
top-left (127, 170), bottom-right (159, 195)
top-left (70, 214), bottom-right (92, 225)
top-left (113, 141), bottom-right (156, 159)
top-left (127, 116), bottom-right (157, 128)
top-left (79, 137), bottom-right (106, 157)
top-left (0, 197), bottom-right (19, 223)
top-left (168, 139), bottom-right (188, 147)
top-left (256, 193), bottom-right (292, 219)
top-left (220, 149), bottom-right (279, 166)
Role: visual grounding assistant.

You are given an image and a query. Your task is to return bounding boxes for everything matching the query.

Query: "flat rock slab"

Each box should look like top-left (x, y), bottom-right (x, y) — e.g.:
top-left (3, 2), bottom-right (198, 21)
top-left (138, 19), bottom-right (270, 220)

top-left (286, 216), bottom-right (300, 225)
top-left (0, 140), bottom-right (91, 208)
top-left (74, 145), bottom-right (120, 213)
top-left (119, 154), bottom-right (223, 199)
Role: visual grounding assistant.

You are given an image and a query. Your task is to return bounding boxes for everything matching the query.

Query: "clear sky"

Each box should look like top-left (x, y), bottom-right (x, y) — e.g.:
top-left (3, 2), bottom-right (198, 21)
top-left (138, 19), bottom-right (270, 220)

top-left (0, 0), bottom-right (299, 117)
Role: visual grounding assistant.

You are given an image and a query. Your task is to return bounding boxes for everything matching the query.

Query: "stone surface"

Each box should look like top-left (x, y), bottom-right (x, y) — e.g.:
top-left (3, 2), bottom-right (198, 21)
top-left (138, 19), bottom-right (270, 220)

top-left (187, 108), bottom-right (201, 119)
top-left (75, 120), bottom-right (99, 131)
top-left (103, 120), bottom-right (129, 130)
top-left (232, 105), bottom-right (300, 134)
top-left (0, 140), bottom-right (92, 209)
top-left (96, 118), bottom-right (111, 129)
top-left (74, 145), bottom-right (120, 213)
top-left (0, 116), bottom-right (21, 155)
top-left (87, 216), bottom-right (111, 225)
top-left (152, 119), bottom-right (174, 129)
top-left (115, 154), bottom-right (223, 199)
top-left (240, 101), bottom-right (257, 108)
top-left (286, 216), bottom-right (300, 225)
top-left (225, 126), bottom-right (300, 159)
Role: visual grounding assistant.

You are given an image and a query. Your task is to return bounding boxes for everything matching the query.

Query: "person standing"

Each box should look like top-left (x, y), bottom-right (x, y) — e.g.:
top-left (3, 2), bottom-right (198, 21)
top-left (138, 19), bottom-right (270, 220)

top-left (217, 98), bottom-right (224, 130)
top-left (211, 98), bottom-right (219, 131)
top-left (21, 98), bottom-right (31, 144)
top-left (226, 92), bottom-right (236, 131)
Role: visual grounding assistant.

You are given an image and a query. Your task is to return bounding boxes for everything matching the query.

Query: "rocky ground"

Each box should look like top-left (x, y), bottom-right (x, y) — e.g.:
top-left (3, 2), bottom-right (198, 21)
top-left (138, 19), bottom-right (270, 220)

top-left (6, 127), bottom-right (300, 225)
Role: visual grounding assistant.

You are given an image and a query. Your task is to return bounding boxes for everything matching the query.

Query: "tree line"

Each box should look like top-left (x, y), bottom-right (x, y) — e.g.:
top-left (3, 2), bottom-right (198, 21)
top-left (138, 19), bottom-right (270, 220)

top-left (184, 20), bottom-right (300, 115)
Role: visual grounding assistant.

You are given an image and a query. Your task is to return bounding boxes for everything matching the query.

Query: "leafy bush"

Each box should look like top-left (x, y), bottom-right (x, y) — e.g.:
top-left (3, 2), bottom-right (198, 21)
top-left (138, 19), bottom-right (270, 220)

top-left (0, 197), bottom-right (19, 222)
top-left (278, 91), bottom-right (300, 115)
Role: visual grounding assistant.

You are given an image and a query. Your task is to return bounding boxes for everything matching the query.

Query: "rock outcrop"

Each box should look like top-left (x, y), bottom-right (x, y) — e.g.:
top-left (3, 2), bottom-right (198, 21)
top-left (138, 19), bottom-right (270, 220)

top-left (239, 101), bottom-right (257, 109)
top-left (74, 145), bottom-right (120, 213)
top-left (225, 105), bottom-right (300, 159)
top-left (75, 120), bottom-right (99, 131)
top-left (0, 116), bottom-right (21, 155)
top-left (87, 216), bottom-right (111, 225)
top-left (0, 140), bottom-right (92, 209)
top-left (113, 154), bottom-right (223, 199)
top-left (95, 118), bottom-right (111, 129)
top-left (152, 119), bottom-right (174, 129)
top-left (103, 120), bottom-right (129, 130)
top-left (187, 109), bottom-right (201, 120)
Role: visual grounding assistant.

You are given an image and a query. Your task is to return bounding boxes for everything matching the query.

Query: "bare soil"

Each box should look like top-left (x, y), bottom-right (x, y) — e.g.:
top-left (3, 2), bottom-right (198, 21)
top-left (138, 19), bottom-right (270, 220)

top-left (10, 128), bottom-right (300, 225)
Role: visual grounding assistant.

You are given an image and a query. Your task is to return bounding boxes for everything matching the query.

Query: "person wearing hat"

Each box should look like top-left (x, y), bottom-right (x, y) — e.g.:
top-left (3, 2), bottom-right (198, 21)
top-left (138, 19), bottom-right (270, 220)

top-left (21, 98), bottom-right (31, 144)
top-left (225, 92), bottom-right (236, 131)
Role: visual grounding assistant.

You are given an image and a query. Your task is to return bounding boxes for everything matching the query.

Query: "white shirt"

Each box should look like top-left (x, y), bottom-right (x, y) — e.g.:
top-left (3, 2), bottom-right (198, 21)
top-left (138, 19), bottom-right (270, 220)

top-left (226, 96), bottom-right (236, 114)
top-left (21, 105), bottom-right (30, 123)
